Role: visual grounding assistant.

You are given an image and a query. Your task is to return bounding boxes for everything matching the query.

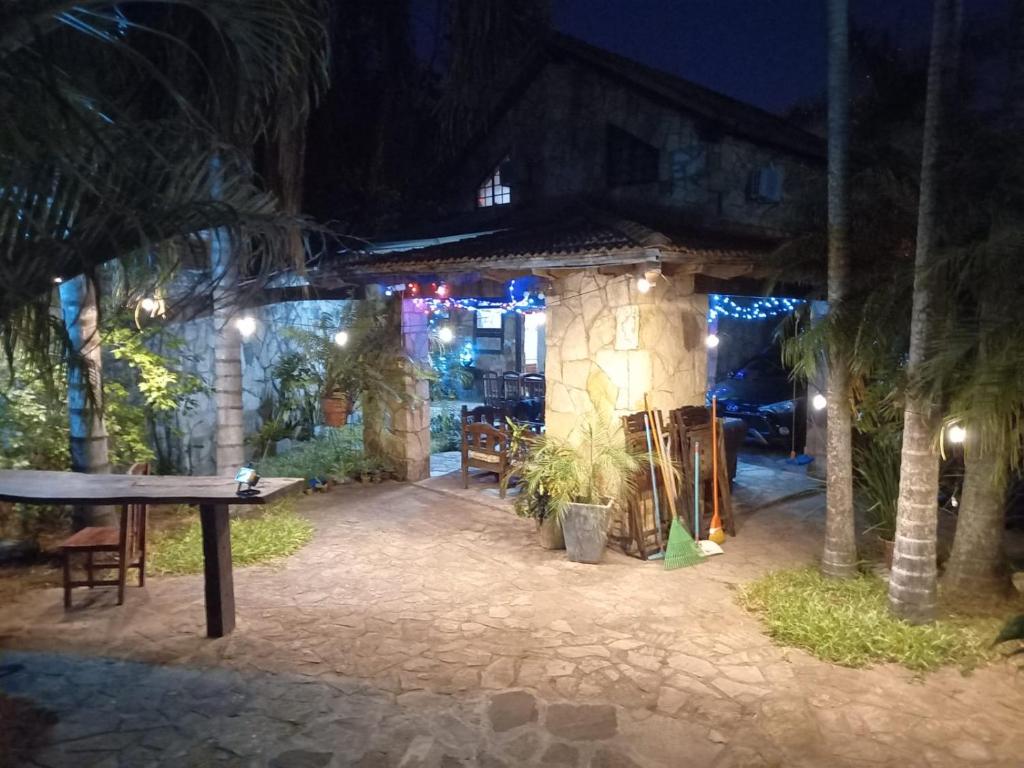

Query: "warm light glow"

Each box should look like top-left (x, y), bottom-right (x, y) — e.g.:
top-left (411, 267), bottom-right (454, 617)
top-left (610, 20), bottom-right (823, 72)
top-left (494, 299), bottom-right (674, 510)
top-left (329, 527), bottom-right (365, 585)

top-left (812, 394), bottom-right (827, 411)
top-left (438, 326), bottom-right (454, 344)
top-left (140, 297), bottom-right (157, 313)
top-left (947, 424), bottom-right (967, 444)
top-left (636, 277), bottom-right (652, 294)
top-left (704, 333), bottom-right (720, 349)
top-left (235, 316), bottom-right (256, 338)
top-left (436, 284), bottom-right (449, 298)
top-left (333, 330), bottom-right (349, 347)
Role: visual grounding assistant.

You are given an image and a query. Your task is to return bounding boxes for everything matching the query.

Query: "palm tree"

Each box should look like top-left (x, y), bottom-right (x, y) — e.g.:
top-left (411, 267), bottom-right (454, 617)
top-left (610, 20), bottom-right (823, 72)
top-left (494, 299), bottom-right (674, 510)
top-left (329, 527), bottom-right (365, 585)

top-left (1, 2), bottom-right (329, 482)
top-left (888, 0), bottom-right (962, 624)
top-left (821, 0), bottom-right (858, 579)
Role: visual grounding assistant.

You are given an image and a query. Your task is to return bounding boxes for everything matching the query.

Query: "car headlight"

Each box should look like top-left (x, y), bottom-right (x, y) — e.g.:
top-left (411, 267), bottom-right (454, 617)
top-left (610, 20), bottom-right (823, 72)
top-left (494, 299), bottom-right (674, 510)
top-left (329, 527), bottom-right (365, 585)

top-left (757, 400), bottom-right (794, 416)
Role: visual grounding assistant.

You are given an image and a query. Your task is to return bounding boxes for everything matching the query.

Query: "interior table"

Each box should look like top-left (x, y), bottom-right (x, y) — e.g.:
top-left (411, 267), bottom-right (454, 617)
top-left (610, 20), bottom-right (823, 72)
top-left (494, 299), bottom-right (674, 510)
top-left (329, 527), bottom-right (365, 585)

top-left (0, 470), bottom-right (303, 638)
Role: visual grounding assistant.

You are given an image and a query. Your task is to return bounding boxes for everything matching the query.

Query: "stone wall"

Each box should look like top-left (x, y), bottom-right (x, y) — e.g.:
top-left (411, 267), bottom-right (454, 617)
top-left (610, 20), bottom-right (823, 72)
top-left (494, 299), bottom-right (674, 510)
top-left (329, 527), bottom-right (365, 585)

top-left (544, 270), bottom-right (707, 441)
top-left (167, 299), bottom-right (350, 474)
top-left (451, 57), bottom-right (823, 237)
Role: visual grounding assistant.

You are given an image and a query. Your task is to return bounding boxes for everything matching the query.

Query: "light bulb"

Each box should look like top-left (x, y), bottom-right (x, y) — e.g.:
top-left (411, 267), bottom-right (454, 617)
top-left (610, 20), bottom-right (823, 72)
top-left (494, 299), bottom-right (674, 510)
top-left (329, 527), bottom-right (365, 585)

top-left (812, 394), bottom-right (827, 411)
top-left (947, 424), bottom-right (966, 444)
top-left (636, 277), bottom-right (652, 294)
top-left (333, 330), bottom-right (349, 347)
top-left (438, 326), bottom-right (454, 344)
top-left (235, 316), bottom-right (256, 338)
top-left (704, 333), bottom-right (720, 349)
top-left (53, 276), bottom-right (63, 284)
top-left (140, 297), bottom-right (157, 313)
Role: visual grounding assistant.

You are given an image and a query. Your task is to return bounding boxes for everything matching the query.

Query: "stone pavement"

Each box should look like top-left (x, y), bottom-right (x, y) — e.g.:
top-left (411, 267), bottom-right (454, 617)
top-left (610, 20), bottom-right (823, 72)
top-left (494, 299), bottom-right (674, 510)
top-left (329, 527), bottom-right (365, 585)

top-left (1, 475), bottom-right (1023, 767)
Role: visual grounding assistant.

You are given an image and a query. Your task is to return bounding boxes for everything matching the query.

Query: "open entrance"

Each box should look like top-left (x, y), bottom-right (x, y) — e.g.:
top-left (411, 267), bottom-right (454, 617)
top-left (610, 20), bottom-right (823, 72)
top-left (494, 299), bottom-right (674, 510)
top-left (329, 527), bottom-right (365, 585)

top-left (421, 280), bottom-right (547, 482)
top-left (705, 293), bottom-right (817, 482)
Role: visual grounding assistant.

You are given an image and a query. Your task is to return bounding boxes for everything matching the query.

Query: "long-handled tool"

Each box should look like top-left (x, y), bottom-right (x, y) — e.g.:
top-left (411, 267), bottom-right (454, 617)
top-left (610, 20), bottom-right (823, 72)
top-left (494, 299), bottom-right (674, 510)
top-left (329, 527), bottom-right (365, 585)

top-left (642, 413), bottom-right (664, 560)
top-left (645, 394), bottom-right (701, 570)
top-left (708, 396), bottom-right (726, 545)
top-left (694, 439), bottom-right (725, 558)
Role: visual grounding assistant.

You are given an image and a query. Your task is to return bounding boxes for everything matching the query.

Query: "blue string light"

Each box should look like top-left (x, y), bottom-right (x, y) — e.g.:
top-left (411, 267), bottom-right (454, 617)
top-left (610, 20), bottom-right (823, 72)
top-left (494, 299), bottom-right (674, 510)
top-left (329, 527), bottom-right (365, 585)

top-left (708, 294), bottom-right (804, 321)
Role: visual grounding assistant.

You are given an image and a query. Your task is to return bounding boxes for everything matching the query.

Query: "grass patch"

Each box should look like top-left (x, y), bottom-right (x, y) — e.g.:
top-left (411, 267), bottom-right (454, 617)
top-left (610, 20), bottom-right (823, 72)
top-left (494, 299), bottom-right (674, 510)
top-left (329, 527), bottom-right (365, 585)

top-left (148, 500), bottom-right (313, 575)
top-left (257, 426), bottom-right (363, 480)
top-left (737, 567), bottom-right (1005, 671)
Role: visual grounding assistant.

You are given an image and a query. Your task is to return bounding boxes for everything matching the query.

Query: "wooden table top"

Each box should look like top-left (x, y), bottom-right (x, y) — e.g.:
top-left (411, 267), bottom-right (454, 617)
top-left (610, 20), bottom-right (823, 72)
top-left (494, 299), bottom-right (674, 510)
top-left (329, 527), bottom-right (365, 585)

top-left (0, 470), bottom-right (304, 506)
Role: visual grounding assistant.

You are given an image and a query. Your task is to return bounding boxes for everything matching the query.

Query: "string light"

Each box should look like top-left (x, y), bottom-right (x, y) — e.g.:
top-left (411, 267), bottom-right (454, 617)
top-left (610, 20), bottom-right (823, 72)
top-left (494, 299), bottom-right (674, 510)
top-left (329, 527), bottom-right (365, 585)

top-left (708, 294), bottom-right (804, 321)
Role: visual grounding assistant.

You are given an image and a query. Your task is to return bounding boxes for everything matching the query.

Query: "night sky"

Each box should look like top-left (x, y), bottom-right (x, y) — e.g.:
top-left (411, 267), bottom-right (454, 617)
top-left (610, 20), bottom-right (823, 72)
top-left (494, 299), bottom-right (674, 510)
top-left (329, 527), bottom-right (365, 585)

top-left (414, 0), bottom-right (1012, 115)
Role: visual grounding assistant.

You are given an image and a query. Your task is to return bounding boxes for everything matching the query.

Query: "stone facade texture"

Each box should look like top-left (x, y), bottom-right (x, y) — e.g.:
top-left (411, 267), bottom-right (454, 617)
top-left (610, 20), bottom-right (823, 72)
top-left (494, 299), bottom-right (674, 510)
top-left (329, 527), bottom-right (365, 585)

top-left (544, 271), bottom-right (707, 441)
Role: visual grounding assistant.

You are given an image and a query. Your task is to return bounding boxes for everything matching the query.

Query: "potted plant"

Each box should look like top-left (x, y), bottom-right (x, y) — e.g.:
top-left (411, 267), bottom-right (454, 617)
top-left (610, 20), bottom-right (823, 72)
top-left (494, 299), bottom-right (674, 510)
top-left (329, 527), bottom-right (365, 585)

top-left (512, 417), bottom-right (640, 562)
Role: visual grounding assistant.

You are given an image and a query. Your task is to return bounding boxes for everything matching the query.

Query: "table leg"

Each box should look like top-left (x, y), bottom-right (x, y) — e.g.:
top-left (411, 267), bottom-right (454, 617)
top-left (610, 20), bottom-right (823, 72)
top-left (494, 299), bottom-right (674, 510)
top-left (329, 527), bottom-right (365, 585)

top-left (199, 503), bottom-right (235, 638)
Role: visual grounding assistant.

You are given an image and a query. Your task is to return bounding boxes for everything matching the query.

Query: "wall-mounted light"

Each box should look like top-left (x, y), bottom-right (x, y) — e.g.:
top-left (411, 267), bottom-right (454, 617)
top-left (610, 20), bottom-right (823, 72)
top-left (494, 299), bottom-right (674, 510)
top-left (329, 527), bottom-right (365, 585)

top-left (333, 330), bottom-right (349, 347)
top-left (53, 276), bottom-right (63, 284)
top-left (812, 394), bottom-right (827, 411)
top-left (704, 333), bottom-right (720, 349)
top-left (438, 326), bottom-right (454, 344)
top-left (235, 316), bottom-right (257, 338)
top-left (635, 266), bottom-right (662, 294)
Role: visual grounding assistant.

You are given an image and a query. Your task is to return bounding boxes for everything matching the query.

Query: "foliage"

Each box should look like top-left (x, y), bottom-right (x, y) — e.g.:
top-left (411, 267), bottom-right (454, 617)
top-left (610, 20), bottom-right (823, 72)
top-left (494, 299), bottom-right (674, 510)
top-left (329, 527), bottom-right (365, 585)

top-left (430, 407), bottom-right (462, 454)
top-left (738, 567), bottom-right (1002, 671)
top-left (251, 351), bottom-right (319, 458)
top-left (510, 416), bottom-right (640, 521)
top-left (995, 615), bottom-right (1024, 654)
top-left (286, 300), bottom-right (430, 407)
top-left (428, 331), bottom-right (472, 400)
top-left (0, 1), bottom-right (330, 337)
top-left (148, 500), bottom-right (313, 575)
top-left (256, 426), bottom-right (364, 481)
top-left (853, 429), bottom-right (901, 540)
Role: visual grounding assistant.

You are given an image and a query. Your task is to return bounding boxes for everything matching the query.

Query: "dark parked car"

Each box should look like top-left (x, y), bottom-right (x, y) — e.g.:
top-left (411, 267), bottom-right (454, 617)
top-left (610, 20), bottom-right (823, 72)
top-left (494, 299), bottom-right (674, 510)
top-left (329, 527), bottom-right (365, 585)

top-left (707, 353), bottom-right (806, 451)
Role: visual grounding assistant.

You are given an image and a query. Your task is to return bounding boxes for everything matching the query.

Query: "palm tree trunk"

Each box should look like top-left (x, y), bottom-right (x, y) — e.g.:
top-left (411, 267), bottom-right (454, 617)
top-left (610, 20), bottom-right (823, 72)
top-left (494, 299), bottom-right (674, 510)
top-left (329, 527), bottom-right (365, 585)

top-left (944, 442), bottom-right (1008, 595)
top-left (59, 273), bottom-right (112, 528)
top-left (889, 0), bottom-right (960, 624)
top-left (822, 0), bottom-right (857, 578)
top-left (210, 229), bottom-right (245, 473)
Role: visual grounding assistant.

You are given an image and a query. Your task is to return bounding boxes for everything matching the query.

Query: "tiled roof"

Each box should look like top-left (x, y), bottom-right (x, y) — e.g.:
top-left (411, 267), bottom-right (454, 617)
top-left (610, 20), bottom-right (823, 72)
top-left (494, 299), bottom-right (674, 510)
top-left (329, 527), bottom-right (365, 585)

top-left (338, 208), bottom-right (777, 276)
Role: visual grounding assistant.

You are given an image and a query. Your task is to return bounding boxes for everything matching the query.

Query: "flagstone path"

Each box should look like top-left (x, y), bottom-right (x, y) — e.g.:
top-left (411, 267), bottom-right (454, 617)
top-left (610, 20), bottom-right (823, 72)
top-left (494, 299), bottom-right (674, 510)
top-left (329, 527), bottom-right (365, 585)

top-left (1, 472), bottom-right (1023, 767)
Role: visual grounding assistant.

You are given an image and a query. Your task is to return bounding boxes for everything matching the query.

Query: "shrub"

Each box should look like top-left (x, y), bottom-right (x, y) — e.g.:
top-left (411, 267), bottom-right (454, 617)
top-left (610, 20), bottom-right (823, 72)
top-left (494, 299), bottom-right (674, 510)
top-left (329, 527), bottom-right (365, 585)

top-left (256, 426), bottom-right (363, 480)
top-left (738, 567), bottom-right (1003, 671)
top-left (430, 407), bottom-right (462, 453)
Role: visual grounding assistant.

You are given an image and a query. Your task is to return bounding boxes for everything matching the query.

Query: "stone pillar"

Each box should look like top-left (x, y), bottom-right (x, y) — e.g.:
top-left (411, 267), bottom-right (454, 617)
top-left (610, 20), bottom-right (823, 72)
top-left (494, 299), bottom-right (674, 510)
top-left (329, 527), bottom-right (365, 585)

top-left (392, 299), bottom-right (432, 481)
top-left (544, 270), bottom-right (707, 440)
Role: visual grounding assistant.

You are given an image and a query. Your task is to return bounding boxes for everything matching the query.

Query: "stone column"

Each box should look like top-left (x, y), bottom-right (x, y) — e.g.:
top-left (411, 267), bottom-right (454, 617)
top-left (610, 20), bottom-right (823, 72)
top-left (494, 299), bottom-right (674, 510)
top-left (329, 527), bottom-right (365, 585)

top-left (544, 270), bottom-right (707, 440)
top-left (392, 299), bottom-right (432, 481)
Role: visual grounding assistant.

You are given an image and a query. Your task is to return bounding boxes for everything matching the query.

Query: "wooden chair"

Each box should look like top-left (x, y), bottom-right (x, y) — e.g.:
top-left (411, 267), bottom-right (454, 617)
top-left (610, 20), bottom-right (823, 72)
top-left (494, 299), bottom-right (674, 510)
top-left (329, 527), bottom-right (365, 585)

top-left (481, 371), bottom-right (502, 408)
top-left (461, 422), bottom-right (510, 497)
top-left (502, 371), bottom-right (522, 407)
top-left (461, 404), bottom-right (503, 427)
top-left (60, 462), bottom-right (150, 609)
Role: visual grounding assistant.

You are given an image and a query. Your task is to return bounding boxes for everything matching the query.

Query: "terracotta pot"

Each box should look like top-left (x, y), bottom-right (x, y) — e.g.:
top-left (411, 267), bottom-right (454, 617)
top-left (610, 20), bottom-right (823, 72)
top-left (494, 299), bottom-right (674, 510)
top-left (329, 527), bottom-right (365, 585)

top-left (321, 394), bottom-right (351, 427)
top-left (561, 500), bottom-right (613, 564)
top-left (536, 515), bottom-right (565, 550)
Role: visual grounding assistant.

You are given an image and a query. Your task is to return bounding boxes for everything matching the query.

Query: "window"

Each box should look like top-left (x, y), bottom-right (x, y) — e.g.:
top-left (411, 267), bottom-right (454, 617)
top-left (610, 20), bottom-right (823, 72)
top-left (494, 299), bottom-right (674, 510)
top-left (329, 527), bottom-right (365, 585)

top-left (477, 164), bottom-right (511, 207)
top-left (606, 125), bottom-right (659, 186)
top-left (523, 312), bottom-right (545, 371)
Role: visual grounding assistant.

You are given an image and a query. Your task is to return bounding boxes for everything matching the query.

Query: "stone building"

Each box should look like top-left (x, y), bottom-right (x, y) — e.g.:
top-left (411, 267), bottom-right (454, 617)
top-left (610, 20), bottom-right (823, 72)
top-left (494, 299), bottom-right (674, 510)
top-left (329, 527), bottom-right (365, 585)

top-left (332, 34), bottom-right (825, 479)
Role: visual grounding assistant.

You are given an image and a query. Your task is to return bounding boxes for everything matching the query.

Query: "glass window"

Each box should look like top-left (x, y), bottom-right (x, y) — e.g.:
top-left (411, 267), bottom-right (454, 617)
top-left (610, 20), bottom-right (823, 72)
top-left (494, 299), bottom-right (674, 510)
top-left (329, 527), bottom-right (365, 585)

top-left (477, 165), bottom-right (511, 207)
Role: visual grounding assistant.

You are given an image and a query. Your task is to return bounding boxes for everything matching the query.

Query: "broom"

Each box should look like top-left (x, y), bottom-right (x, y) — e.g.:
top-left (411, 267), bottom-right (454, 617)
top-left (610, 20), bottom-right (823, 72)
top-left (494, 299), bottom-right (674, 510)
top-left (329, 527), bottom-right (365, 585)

top-left (644, 394), bottom-right (701, 570)
top-left (708, 396), bottom-right (726, 545)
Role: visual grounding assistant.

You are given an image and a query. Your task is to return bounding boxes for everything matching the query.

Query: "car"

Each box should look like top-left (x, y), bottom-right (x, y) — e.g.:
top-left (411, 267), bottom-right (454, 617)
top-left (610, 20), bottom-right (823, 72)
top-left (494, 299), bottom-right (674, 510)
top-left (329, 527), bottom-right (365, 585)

top-left (707, 352), bottom-right (806, 451)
